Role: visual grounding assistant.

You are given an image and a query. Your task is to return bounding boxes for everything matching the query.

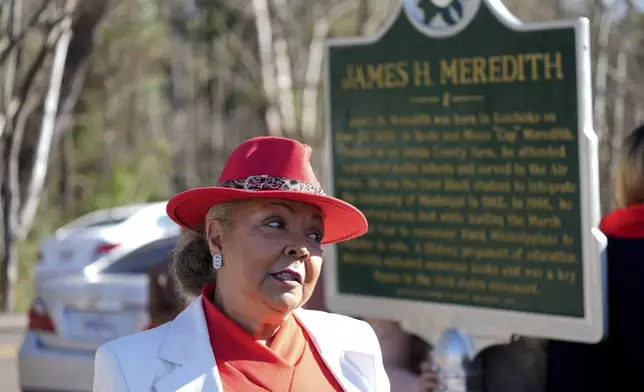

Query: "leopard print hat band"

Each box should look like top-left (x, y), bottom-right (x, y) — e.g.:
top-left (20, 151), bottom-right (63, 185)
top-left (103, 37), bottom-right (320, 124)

top-left (217, 175), bottom-right (326, 196)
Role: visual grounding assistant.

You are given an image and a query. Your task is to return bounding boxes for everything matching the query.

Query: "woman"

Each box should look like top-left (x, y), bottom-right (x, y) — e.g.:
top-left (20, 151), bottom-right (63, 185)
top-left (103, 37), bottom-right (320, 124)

top-left (546, 124), bottom-right (644, 391)
top-left (93, 136), bottom-right (389, 391)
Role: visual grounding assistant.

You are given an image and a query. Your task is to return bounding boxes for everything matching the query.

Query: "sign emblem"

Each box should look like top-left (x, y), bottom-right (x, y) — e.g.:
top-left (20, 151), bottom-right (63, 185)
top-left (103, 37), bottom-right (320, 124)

top-left (404, 0), bottom-right (482, 37)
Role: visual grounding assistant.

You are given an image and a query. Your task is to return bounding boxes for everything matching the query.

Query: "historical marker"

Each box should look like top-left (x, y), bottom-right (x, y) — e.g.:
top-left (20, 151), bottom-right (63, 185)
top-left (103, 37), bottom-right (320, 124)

top-left (324, 0), bottom-right (605, 344)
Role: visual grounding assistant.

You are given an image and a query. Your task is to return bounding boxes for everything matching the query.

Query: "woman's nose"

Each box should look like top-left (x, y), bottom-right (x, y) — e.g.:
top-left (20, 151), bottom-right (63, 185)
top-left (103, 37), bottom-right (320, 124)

top-left (284, 245), bottom-right (310, 259)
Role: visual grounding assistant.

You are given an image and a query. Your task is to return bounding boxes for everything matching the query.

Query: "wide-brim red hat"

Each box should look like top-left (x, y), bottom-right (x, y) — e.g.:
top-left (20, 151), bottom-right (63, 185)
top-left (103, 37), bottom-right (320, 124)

top-left (166, 136), bottom-right (368, 244)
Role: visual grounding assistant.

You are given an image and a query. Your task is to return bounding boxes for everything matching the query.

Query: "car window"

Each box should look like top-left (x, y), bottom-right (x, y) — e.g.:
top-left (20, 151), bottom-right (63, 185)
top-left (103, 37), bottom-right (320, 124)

top-left (100, 238), bottom-right (178, 274)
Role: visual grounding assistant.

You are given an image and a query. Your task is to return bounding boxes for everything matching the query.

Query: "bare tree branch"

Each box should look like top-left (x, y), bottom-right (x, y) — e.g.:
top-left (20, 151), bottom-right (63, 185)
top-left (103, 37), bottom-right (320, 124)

top-left (301, 0), bottom-right (359, 140)
top-left (0, 0), bottom-right (23, 141)
top-left (593, 11), bottom-right (611, 141)
top-left (18, 0), bottom-right (77, 238)
top-left (252, 0), bottom-right (281, 136)
top-left (0, 0), bottom-right (55, 65)
top-left (2, 0), bottom-right (22, 106)
top-left (273, 37), bottom-right (296, 134)
top-left (53, 59), bottom-right (88, 140)
top-left (270, 0), bottom-right (296, 135)
top-left (206, 9), bottom-right (262, 84)
top-left (8, 86), bottom-right (41, 235)
top-left (610, 49), bottom-right (627, 176)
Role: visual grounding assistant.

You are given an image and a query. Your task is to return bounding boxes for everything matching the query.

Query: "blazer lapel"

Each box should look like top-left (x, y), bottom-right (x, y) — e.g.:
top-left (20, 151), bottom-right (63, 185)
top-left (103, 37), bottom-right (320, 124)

top-left (154, 296), bottom-right (223, 392)
top-left (295, 309), bottom-right (375, 392)
top-left (152, 302), bottom-right (376, 392)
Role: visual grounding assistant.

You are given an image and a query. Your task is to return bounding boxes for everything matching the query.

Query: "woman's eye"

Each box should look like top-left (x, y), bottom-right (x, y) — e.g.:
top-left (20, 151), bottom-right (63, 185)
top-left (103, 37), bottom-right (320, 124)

top-left (308, 232), bottom-right (322, 242)
top-left (267, 220), bottom-right (285, 229)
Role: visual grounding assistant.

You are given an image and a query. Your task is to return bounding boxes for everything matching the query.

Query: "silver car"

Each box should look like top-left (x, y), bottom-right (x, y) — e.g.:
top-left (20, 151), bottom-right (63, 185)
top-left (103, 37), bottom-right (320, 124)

top-left (18, 236), bottom-right (178, 392)
top-left (35, 202), bottom-right (178, 284)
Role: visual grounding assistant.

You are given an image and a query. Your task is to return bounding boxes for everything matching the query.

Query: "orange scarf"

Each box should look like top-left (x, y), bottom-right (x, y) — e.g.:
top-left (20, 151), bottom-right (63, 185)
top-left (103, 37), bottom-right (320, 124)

top-left (201, 284), bottom-right (344, 391)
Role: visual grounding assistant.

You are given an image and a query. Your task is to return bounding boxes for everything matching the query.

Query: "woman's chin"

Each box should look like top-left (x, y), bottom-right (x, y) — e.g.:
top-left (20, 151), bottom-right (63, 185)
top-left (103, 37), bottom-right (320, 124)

top-left (265, 292), bottom-right (302, 312)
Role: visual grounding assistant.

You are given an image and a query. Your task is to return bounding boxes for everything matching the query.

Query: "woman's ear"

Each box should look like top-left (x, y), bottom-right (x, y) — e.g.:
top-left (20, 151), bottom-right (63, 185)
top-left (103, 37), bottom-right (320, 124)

top-left (206, 220), bottom-right (225, 255)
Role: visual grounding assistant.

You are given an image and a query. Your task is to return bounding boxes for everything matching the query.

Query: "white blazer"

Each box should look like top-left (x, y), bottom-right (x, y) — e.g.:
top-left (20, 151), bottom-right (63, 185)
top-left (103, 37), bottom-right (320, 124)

top-left (93, 296), bottom-right (390, 391)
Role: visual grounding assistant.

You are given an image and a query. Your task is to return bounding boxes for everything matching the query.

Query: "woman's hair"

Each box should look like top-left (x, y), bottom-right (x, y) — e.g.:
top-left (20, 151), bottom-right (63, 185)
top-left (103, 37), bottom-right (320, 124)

top-left (614, 124), bottom-right (644, 209)
top-left (170, 201), bottom-right (237, 303)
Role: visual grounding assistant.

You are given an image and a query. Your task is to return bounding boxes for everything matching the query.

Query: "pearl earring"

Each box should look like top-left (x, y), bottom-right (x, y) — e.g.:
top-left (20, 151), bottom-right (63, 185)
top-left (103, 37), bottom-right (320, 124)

top-left (212, 254), bottom-right (223, 270)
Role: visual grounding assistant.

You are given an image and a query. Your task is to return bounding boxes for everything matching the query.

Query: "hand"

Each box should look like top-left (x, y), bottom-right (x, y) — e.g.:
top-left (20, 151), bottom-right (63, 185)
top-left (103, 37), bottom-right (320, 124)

top-left (419, 360), bottom-right (440, 392)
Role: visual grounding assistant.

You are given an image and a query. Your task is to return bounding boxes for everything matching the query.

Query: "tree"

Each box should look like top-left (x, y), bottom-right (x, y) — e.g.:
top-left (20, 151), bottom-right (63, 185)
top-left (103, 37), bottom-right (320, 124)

top-left (247, 0), bottom-right (398, 178)
top-left (0, 0), bottom-right (77, 310)
top-left (160, 0), bottom-right (390, 190)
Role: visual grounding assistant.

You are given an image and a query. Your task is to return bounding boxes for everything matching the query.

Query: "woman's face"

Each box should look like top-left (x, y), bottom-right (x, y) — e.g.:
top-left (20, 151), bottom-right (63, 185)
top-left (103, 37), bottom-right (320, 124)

top-left (207, 199), bottom-right (324, 315)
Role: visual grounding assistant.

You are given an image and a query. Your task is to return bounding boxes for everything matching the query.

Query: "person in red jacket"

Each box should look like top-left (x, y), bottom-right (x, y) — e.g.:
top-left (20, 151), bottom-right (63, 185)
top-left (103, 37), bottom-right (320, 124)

top-left (546, 124), bottom-right (644, 391)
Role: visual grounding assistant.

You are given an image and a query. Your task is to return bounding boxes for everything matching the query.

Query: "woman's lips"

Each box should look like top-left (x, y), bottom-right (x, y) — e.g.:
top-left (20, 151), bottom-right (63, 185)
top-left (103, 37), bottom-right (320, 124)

top-left (270, 268), bottom-right (303, 286)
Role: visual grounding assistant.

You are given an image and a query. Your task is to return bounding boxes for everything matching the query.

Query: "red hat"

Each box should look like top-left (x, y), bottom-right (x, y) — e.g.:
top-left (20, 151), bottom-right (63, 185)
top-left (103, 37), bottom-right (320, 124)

top-left (166, 136), bottom-right (368, 244)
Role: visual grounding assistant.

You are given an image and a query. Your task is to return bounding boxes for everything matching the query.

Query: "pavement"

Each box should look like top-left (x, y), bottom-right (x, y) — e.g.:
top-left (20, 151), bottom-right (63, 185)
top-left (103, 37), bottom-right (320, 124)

top-left (0, 313), bottom-right (26, 392)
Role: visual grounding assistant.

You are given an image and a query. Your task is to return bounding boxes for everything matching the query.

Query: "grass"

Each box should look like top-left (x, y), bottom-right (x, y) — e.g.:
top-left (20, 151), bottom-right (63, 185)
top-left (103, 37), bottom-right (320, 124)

top-left (0, 239), bottom-right (38, 313)
top-left (5, 212), bottom-right (59, 313)
top-left (15, 239), bottom-right (39, 312)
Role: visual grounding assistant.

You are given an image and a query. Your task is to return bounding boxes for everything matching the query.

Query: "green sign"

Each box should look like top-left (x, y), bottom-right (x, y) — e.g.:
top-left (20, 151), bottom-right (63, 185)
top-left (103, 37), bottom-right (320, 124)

top-left (325, 0), bottom-right (603, 326)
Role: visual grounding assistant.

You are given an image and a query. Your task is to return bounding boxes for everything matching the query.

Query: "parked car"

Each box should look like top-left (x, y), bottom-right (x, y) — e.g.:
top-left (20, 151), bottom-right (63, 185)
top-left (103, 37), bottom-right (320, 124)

top-left (34, 201), bottom-right (179, 284)
top-left (19, 235), bottom-right (179, 392)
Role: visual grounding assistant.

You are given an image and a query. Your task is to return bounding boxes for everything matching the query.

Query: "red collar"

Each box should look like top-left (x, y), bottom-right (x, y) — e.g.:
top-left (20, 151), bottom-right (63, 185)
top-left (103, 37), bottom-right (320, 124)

top-left (200, 284), bottom-right (304, 365)
top-left (199, 284), bottom-right (345, 391)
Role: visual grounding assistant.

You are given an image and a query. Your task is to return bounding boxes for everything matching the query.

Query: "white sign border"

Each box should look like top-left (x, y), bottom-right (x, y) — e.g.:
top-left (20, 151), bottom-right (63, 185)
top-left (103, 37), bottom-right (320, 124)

top-left (323, 0), bottom-right (606, 346)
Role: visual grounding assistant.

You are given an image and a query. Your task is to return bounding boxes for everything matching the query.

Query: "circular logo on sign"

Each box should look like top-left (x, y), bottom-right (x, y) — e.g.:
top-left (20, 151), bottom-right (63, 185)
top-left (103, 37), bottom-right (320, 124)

top-left (404, 0), bottom-right (482, 38)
